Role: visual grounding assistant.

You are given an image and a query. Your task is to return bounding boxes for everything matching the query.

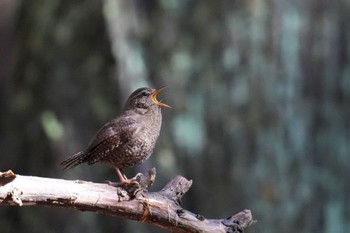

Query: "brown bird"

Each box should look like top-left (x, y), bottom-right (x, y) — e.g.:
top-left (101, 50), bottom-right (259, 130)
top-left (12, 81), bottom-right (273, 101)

top-left (59, 87), bottom-right (170, 185)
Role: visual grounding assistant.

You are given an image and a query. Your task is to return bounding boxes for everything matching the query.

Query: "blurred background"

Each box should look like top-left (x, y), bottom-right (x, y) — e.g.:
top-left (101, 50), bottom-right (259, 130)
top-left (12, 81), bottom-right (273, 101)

top-left (0, 0), bottom-right (349, 232)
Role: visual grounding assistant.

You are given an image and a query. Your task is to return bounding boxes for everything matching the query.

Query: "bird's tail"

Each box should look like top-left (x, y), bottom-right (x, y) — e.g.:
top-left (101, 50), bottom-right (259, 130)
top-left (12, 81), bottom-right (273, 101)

top-left (59, 151), bottom-right (86, 170)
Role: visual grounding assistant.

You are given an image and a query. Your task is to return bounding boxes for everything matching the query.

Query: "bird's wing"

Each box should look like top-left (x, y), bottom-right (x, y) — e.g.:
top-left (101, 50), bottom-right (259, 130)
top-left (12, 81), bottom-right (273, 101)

top-left (83, 117), bottom-right (138, 164)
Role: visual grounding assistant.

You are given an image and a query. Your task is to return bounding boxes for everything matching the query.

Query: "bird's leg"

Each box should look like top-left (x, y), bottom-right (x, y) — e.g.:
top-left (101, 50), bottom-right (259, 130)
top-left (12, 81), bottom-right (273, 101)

top-left (115, 168), bottom-right (127, 183)
top-left (115, 167), bottom-right (139, 186)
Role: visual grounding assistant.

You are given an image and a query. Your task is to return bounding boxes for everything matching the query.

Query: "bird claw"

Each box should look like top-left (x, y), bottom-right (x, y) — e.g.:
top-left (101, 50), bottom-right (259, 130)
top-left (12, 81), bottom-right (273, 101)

top-left (105, 180), bottom-right (117, 186)
top-left (106, 179), bottom-right (140, 188)
top-left (133, 187), bottom-right (148, 198)
top-left (106, 168), bottom-right (156, 197)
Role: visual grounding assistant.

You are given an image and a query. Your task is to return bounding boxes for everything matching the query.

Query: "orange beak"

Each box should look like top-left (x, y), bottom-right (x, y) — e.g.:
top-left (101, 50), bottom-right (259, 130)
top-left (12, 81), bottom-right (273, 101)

top-left (150, 86), bottom-right (171, 108)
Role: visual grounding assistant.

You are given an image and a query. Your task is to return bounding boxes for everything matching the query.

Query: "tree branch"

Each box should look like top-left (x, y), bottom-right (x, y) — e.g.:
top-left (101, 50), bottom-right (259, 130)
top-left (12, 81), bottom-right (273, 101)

top-left (0, 170), bottom-right (255, 233)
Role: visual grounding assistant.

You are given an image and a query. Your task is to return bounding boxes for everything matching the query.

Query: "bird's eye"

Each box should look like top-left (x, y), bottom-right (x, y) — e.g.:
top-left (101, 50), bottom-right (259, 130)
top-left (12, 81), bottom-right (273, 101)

top-left (142, 91), bottom-right (149, 97)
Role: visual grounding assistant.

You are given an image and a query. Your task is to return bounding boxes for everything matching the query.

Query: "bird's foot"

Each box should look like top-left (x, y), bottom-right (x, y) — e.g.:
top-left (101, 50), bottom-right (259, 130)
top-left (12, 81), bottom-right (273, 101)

top-left (133, 187), bottom-right (148, 198)
top-left (120, 177), bottom-right (142, 189)
top-left (106, 168), bottom-right (156, 196)
top-left (106, 178), bottom-right (140, 188)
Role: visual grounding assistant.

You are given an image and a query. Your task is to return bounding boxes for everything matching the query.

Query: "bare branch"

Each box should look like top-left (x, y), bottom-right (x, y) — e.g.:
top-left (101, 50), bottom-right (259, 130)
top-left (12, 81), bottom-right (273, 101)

top-left (0, 170), bottom-right (255, 233)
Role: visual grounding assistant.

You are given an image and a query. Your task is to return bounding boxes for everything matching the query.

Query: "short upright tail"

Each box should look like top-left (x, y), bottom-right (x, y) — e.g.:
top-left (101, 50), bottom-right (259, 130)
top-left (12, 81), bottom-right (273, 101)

top-left (59, 151), bottom-right (86, 169)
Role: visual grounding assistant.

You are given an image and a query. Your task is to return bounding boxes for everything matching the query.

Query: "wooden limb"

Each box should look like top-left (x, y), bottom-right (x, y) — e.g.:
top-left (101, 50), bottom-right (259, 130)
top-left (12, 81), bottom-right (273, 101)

top-left (0, 170), bottom-right (256, 233)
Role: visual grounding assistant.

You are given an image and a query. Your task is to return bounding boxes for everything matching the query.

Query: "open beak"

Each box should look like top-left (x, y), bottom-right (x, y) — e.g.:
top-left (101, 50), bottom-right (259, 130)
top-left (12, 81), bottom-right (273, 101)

top-left (150, 86), bottom-right (171, 108)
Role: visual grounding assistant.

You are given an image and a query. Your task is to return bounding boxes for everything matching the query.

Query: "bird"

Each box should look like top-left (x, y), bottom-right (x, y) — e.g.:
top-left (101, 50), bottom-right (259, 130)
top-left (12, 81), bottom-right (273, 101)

top-left (59, 87), bottom-right (170, 185)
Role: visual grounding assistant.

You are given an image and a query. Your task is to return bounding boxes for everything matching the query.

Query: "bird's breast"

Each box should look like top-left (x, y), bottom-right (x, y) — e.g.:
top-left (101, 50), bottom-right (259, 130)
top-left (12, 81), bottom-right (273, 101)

top-left (107, 112), bottom-right (162, 168)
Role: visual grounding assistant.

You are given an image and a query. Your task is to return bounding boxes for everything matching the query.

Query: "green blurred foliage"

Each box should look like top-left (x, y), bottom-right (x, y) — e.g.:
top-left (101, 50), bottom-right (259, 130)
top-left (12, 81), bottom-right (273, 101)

top-left (0, 0), bottom-right (349, 233)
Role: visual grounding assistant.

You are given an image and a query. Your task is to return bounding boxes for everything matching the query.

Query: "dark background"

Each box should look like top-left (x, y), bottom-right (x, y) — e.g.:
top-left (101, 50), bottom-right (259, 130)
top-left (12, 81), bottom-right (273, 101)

top-left (1, 1), bottom-right (349, 233)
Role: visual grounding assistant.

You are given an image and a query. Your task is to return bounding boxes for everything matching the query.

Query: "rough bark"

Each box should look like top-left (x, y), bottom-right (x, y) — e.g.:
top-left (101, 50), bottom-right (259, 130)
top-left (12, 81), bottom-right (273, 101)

top-left (0, 170), bottom-right (255, 233)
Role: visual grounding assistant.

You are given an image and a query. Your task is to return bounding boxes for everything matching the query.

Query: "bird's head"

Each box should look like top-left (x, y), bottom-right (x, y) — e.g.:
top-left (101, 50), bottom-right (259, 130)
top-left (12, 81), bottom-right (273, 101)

top-left (123, 86), bottom-right (170, 114)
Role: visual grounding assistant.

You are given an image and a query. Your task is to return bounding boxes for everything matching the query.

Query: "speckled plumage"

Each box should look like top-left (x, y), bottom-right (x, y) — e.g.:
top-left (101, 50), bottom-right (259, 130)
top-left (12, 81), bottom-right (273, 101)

top-left (59, 87), bottom-right (169, 184)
